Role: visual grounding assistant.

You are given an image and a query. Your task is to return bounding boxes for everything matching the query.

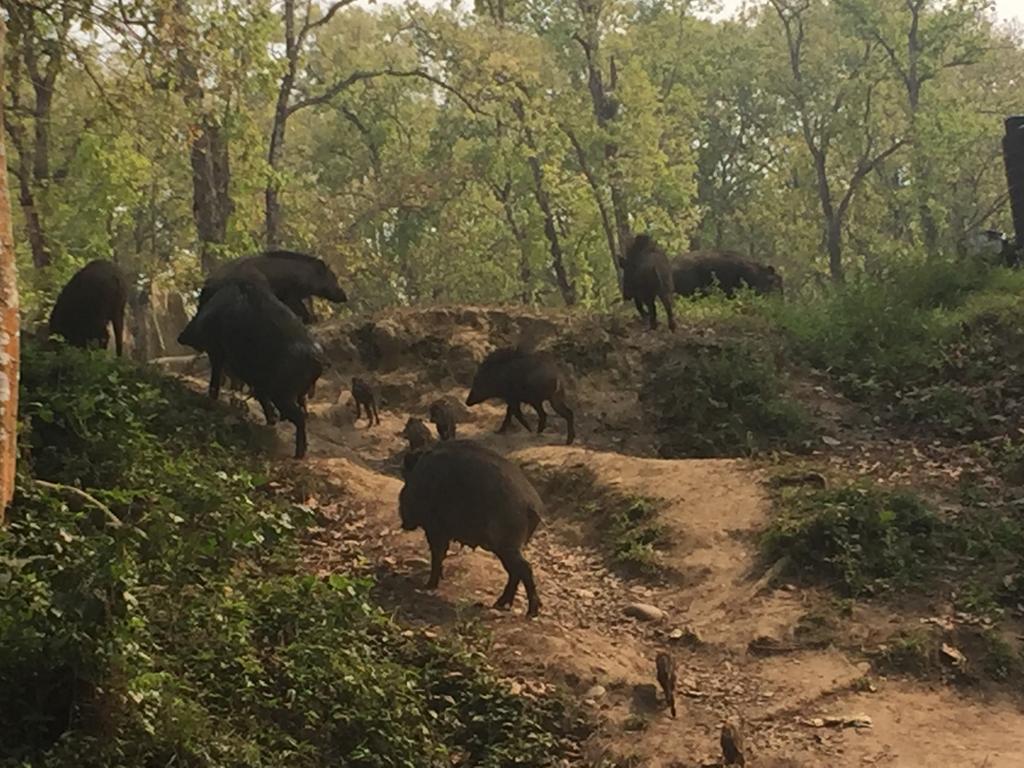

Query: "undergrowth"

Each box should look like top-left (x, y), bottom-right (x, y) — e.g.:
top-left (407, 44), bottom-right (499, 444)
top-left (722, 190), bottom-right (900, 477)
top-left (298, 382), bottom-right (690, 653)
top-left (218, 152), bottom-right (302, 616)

top-left (641, 340), bottom-right (814, 458)
top-left (527, 463), bottom-right (668, 579)
top-left (0, 343), bottom-right (588, 767)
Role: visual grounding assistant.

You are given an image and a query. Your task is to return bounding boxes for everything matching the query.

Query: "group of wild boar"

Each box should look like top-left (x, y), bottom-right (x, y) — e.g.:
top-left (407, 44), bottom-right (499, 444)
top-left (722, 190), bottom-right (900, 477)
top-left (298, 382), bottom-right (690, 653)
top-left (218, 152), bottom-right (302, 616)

top-left (45, 236), bottom-right (781, 630)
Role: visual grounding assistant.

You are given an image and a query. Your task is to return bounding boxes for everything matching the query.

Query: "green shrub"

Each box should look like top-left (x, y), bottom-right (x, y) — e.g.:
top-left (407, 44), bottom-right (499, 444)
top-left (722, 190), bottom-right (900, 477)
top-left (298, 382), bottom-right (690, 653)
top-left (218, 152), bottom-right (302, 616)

top-left (762, 485), bottom-right (940, 595)
top-left (641, 341), bottom-right (813, 457)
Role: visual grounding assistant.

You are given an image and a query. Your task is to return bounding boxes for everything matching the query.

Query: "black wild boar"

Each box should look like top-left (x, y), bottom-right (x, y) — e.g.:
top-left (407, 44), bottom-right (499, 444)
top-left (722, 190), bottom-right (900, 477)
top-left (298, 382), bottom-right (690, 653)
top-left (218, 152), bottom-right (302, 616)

top-left (672, 251), bottom-right (783, 298)
top-left (465, 347), bottom-right (575, 445)
top-left (177, 279), bottom-right (324, 458)
top-left (351, 377), bottom-right (381, 426)
top-left (619, 234), bottom-right (676, 331)
top-left (720, 718), bottom-right (746, 766)
top-left (199, 250), bottom-right (347, 324)
top-left (655, 651), bottom-right (677, 718)
top-left (48, 260), bottom-right (128, 356)
top-left (429, 398), bottom-right (457, 440)
top-left (401, 417), bottom-right (434, 450)
top-left (399, 440), bottom-right (543, 616)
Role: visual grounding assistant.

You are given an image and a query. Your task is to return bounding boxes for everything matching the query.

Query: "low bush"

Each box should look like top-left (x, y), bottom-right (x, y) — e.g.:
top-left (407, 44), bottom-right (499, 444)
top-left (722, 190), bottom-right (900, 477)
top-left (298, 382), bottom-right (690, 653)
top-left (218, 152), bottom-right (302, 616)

top-left (641, 341), bottom-right (813, 458)
top-left (762, 485), bottom-right (941, 596)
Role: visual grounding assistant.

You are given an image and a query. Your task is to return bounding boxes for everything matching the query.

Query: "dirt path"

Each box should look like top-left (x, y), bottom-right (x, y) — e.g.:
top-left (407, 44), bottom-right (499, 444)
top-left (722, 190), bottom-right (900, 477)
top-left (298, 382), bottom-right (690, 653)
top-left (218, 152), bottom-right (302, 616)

top-left (287, 404), bottom-right (1024, 768)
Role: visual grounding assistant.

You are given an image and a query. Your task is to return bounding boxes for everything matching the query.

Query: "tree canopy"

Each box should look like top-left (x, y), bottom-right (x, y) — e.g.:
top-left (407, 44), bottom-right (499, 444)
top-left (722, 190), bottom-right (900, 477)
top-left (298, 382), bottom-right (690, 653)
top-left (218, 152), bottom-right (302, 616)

top-left (4, 0), bottom-right (1022, 315)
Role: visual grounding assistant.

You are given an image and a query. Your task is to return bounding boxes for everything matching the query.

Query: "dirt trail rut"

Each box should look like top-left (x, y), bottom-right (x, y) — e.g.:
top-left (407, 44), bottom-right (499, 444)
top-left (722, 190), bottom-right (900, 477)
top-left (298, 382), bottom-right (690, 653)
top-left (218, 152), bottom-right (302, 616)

top-left (174, 307), bottom-right (1024, 767)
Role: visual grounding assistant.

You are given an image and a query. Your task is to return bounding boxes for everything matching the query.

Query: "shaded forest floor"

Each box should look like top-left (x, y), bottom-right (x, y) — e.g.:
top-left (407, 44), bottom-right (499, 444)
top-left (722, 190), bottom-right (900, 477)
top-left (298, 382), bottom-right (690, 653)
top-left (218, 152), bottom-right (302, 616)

top-left (169, 300), bottom-right (1024, 767)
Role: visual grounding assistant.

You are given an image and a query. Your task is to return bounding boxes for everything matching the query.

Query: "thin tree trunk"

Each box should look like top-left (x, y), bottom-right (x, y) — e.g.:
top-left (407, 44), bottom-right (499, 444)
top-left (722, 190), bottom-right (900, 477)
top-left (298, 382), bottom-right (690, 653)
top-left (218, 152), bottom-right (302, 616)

top-left (565, 128), bottom-right (619, 278)
top-left (0, 16), bottom-right (22, 517)
top-left (265, 0), bottom-right (297, 248)
top-left (512, 102), bottom-right (575, 305)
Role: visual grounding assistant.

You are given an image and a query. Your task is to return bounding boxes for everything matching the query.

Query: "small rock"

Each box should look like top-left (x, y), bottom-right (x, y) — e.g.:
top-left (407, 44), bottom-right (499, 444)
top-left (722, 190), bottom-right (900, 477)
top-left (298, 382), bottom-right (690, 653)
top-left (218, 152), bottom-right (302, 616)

top-left (821, 435), bottom-right (842, 447)
top-left (583, 684), bottom-right (607, 700)
top-left (624, 602), bottom-right (667, 622)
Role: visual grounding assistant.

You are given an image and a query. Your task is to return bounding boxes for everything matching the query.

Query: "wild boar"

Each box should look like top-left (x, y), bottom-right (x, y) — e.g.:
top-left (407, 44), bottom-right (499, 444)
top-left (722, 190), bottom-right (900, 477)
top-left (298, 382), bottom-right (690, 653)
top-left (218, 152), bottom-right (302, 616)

top-left (351, 377), bottom-right (381, 426)
top-left (672, 251), bottom-right (783, 298)
top-left (401, 417), bottom-right (434, 450)
top-left (429, 398), bottom-right (458, 440)
top-left (620, 234), bottom-right (676, 331)
top-left (465, 347), bottom-right (575, 445)
top-left (399, 440), bottom-right (543, 616)
top-left (655, 651), bottom-right (677, 718)
top-left (199, 250), bottom-right (347, 324)
top-left (48, 260), bottom-right (128, 356)
top-left (177, 279), bottom-right (324, 458)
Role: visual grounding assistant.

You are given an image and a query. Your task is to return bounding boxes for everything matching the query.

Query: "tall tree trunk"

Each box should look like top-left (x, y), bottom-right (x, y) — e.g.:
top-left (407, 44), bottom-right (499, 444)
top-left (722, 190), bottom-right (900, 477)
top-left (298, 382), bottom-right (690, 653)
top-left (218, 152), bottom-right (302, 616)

top-left (493, 183), bottom-right (533, 304)
top-left (0, 16), bottom-right (21, 518)
top-left (565, 128), bottom-right (619, 279)
top-left (265, 88), bottom-right (290, 248)
top-left (189, 118), bottom-right (234, 272)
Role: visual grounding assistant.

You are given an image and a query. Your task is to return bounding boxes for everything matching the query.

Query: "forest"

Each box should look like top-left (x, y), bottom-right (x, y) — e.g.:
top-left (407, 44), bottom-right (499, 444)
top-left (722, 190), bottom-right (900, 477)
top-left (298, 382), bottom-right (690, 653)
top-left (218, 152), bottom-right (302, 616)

top-left (5, 0), bottom-right (1023, 318)
top-left (6, 1), bottom-right (1024, 767)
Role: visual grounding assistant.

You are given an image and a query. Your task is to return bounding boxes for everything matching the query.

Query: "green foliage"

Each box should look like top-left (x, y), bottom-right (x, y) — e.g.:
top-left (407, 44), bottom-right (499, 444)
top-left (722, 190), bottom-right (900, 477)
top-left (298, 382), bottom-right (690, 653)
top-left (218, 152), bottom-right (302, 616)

top-left (0, 345), bottom-right (587, 766)
top-left (641, 340), bottom-right (813, 458)
top-left (763, 485), bottom-right (941, 595)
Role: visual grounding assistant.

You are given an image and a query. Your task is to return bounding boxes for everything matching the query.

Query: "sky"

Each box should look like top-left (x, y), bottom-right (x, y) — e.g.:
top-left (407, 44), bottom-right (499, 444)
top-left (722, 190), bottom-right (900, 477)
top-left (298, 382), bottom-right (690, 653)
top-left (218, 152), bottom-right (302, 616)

top-left (709, 0), bottom-right (1024, 22)
top-left (371, 0), bottom-right (1024, 23)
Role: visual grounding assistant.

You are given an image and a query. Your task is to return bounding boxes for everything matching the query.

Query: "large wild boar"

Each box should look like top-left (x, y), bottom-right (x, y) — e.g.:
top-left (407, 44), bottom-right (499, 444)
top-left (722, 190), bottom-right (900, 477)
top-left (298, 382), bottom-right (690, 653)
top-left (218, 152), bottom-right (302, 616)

top-left (672, 251), bottom-right (783, 298)
top-left (465, 347), bottom-right (575, 445)
top-left (177, 279), bottom-right (324, 458)
top-left (199, 250), bottom-right (347, 324)
top-left (399, 440), bottom-right (543, 616)
top-left (48, 260), bottom-right (128, 356)
top-left (620, 234), bottom-right (676, 331)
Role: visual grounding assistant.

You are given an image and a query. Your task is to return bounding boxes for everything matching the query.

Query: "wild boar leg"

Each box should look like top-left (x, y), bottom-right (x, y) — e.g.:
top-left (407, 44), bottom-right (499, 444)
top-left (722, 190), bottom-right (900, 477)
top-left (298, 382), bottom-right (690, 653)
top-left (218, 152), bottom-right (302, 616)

top-left (208, 352), bottom-right (224, 400)
top-left (371, 397), bottom-right (381, 425)
top-left (549, 394), bottom-right (575, 445)
top-left (532, 402), bottom-right (548, 433)
top-left (257, 395), bottom-right (279, 426)
top-left (425, 535), bottom-right (449, 589)
top-left (647, 298), bottom-right (659, 330)
top-left (493, 550), bottom-right (522, 609)
top-left (634, 297), bottom-right (648, 319)
top-left (276, 398), bottom-right (308, 459)
top-left (510, 402), bottom-right (533, 432)
top-left (661, 292), bottom-right (676, 332)
top-left (498, 405), bottom-right (515, 434)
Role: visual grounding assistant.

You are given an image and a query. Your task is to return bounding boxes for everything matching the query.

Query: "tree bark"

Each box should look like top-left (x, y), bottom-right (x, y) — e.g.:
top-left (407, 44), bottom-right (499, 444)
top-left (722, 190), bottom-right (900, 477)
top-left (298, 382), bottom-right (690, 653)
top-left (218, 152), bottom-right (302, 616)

top-left (189, 118), bottom-right (234, 272)
top-left (0, 16), bottom-right (21, 518)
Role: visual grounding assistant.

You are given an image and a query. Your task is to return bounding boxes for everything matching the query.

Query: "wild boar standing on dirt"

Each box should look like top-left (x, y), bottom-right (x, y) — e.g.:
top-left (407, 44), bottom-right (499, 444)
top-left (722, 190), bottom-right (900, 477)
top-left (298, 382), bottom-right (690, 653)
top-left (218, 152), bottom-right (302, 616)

top-left (199, 250), bottom-right (347, 324)
top-left (399, 440), bottom-right (543, 617)
top-left (401, 417), bottom-right (434, 450)
top-left (620, 234), bottom-right (676, 331)
top-left (465, 346), bottom-right (575, 445)
top-left (177, 279), bottom-right (324, 458)
top-left (351, 377), bottom-right (381, 426)
top-left (48, 260), bottom-right (128, 356)
top-left (655, 651), bottom-right (677, 718)
top-left (672, 251), bottom-right (783, 298)
top-left (429, 398), bottom-right (458, 440)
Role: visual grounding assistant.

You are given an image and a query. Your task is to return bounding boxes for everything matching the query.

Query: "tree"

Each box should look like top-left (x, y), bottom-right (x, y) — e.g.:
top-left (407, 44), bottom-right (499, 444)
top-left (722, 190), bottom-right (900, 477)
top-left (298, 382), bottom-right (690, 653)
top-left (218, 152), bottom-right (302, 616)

top-left (767, 0), bottom-right (906, 281)
top-left (0, 15), bottom-right (20, 517)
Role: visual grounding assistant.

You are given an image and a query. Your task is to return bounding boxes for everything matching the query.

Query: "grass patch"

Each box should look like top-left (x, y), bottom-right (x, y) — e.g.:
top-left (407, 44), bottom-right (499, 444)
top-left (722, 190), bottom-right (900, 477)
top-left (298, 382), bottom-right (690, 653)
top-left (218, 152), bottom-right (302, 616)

top-left (528, 463), bottom-right (669, 579)
top-left (1, 343), bottom-right (590, 766)
top-left (641, 340), bottom-right (814, 458)
top-left (762, 485), bottom-right (941, 596)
